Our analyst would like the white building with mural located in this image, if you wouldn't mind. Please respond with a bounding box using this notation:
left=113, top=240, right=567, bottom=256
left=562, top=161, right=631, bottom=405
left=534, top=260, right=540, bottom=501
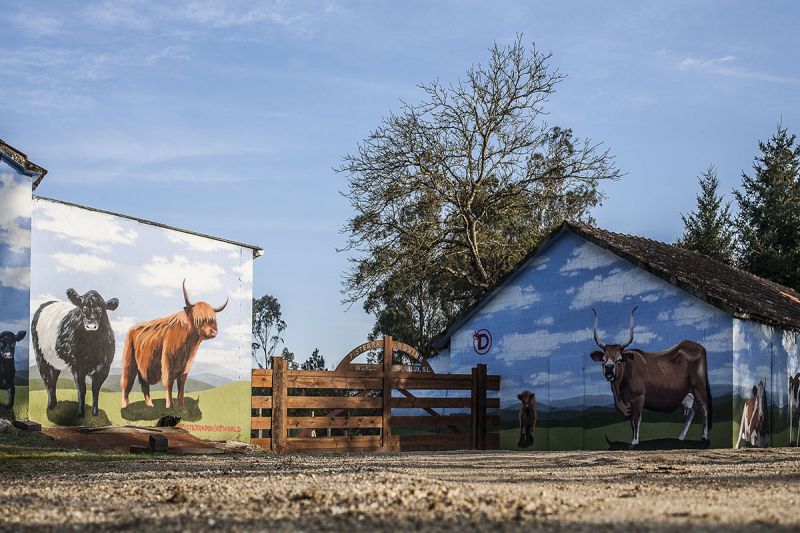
left=0, top=139, right=261, bottom=442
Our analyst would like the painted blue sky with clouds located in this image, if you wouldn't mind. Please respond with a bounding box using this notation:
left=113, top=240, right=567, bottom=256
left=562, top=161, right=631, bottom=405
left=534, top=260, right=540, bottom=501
left=0, top=159, right=32, bottom=372
left=2, top=1, right=799, bottom=363
left=445, top=231, right=733, bottom=409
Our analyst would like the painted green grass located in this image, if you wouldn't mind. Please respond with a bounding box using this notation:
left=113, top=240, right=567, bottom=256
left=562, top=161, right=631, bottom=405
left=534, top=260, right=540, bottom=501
left=0, top=385, right=29, bottom=421
left=28, top=381, right=251, bottom=442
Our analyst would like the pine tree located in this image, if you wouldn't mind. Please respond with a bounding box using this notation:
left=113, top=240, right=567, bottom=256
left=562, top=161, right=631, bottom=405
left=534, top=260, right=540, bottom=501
left=676, top=165, right=736, bottom=264
left=301, top=348, right=326, bottom=371
left=280, top=347, right=299, bottom=370
left=735, top=125, right=800, bottom=289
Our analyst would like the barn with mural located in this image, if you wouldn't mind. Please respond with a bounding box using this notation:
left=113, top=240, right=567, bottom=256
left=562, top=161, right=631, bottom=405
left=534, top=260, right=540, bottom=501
left=0, top=139, right=261, bottom=442
left=433, top=222, right=800, bottom=450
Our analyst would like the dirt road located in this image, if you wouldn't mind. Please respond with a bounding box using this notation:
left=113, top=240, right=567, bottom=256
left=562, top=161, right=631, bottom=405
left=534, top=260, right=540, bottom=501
left=1, top=447, right=798, bottom=531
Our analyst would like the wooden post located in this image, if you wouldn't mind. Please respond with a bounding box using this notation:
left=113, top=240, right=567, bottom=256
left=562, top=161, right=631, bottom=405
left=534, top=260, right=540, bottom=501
left=382, top=336, right=393, bottom=451
left=271, top=356, right=287, bottom=452
left=473, top=363, right=487, bottom=450
left=471, top=366, right=478, bottom=449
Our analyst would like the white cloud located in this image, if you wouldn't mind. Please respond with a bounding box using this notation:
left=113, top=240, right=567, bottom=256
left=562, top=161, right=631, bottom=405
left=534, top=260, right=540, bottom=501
left=495, top=327, right=595, bottom=361
left=678, top=55, right=800, bottom=86
left=700, top=329, right=732, bottom=354
left=535, top=316, right=554, bottom=326
left=51, top=252, right=114, bottom=273
left=34, top=199, right=138, bottom=253
left=228, top=285, right=251, bottom=301
left=0, top=172, right=32, bottom=253
left=167, top=232, right=234, bottom=252
left=109, top=316, right=138, bottom=338
left=0, top=266, right=30, bottom=290
left=559, top=242, right=619, bottom=275
left=529, top=369, right=578, bottom=388
left=0, top=319, right=29, bottom=333
left=223, top=321, right=251, bottom=343
left=231, top=261, right=253, bottom=284
left=476, top=283, right=540, bottom=317
left=656, top=299, right=717, bottom=329
left=570, top=266, right=674, bottom=310
left=31, top=292, right=61, bottom=311
left=137, top=255, right=226, bottom=298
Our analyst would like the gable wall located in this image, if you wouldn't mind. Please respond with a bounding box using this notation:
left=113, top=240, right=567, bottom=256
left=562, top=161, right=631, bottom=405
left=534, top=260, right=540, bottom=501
left=0, top=157, right=33, bottom=419
left=444, top=230, right=734, bottom=450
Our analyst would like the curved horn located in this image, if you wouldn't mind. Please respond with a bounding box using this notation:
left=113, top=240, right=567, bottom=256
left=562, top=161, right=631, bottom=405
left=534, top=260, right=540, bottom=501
left=182, top=278, right=193, bottom=307
left=621, top=306, right=638, bottom=349
left=591, top=308, right=606, bottom=349
left=213, top=298, right=228, bottom=313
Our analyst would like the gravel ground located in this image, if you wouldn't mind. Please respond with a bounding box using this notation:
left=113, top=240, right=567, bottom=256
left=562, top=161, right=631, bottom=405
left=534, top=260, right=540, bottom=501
left=1, top=447, right=799, bottom=531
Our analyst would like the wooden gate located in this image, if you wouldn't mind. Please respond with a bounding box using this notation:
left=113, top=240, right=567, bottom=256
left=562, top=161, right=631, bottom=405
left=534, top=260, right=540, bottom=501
left=251, top=336, right=500, bottom=452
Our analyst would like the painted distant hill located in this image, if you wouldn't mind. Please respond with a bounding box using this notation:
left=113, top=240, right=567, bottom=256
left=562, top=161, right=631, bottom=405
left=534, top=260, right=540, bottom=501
left=27, top=365, right=220, bottom=393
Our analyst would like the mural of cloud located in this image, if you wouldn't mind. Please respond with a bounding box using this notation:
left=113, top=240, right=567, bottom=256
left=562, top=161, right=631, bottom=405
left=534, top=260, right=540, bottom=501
left=167, top=232, right=234, bottom=252
left=496, top=327, right=595, bottom=361
left=701, top=329, right=733, bottom=353
left=0, top=172, right=32, bottom=253
left=657, top=300, right=718, bottom=329
left=33, top=199, right=138, bottom=253
left=0, top=265, right=30, bottom=290
left=476, top=283, right=540, bottom=317
left=137, top=254, right=226, bottom=297
left=51, top=251, right=114, bottom=273
left=559, top=241, right=618, bottom=275
left=31, top=292, right=60, bottom=311
left=109, top=315, right=138, bottom=337
left=570, top=266, right=673, bottom=310
left=530, top=369, right=578, bottom=388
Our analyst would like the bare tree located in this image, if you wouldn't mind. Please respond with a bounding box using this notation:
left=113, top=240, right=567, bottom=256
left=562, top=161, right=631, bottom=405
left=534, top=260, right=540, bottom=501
left=339, top=37, right=621, bottom=341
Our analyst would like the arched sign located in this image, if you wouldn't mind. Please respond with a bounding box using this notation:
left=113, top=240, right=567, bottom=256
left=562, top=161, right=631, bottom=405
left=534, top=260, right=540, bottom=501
left=473, top=329, right=492, bottom=355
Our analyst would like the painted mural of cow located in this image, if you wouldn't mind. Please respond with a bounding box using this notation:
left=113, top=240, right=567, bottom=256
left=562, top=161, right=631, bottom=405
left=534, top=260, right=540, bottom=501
left=0, top=330, right=26, bottom=408
left=121, top=279, right=227, bottom=410
left=517, top=390, right=537, bottom=448
left=31, top=289, right=119, bottom=417
left=736, top=380, right=768, bottom=448
left=789, top=373, right=800, bottom=446
left=589, top=307, right=713, bottom=448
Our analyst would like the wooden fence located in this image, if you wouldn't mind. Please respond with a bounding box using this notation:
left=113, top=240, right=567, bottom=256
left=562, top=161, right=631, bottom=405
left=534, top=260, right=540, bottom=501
left=251, top=337, right=500, bottom=452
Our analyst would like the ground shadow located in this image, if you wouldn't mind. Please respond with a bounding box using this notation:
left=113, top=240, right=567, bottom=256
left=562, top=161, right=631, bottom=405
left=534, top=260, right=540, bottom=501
left=46, top=402, right=111, bottom=427
left=121, top=397, right=202, bottom=422
left=606, top=437, right=711, bottom=450
left=0, top=404, right=15, bottom=420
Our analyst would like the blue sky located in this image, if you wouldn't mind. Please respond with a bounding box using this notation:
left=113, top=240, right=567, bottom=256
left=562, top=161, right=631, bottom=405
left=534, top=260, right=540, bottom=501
left=2, top=1, right=799, bottom=366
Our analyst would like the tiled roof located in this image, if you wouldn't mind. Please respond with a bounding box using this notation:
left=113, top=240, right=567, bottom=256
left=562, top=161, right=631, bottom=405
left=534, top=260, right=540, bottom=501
left=433, top=221, right=800, bottom=350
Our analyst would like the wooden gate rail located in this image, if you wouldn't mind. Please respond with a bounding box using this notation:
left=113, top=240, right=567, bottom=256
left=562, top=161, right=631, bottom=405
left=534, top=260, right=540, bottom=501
left=251, top=336, right=501, bottom=452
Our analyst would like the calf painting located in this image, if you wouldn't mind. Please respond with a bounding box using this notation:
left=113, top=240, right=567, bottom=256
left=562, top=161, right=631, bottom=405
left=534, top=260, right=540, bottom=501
left=517, top=390, right=536, bottom=448
left=31, top=289, right=118, bottom=417
left=0, top=330, right=25, bottom=408
left=736, top=380, right=768, bottom=448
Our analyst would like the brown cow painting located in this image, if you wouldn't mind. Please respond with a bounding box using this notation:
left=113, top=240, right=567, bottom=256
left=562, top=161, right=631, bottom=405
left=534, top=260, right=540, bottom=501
left=517, top=390, right=537, bottom=448
left=589, top=307, right=712, bottom=448
left=120, top=279, right=228, bottom=410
